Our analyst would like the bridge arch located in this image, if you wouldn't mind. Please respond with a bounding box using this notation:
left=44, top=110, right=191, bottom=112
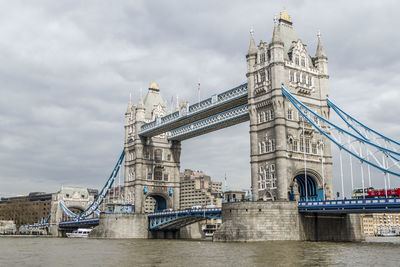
left=291, top=169, right=323, bottom=201
left=145, top=193, right=170, bottom=213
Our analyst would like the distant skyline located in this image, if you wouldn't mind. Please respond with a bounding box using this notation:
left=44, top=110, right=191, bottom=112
left=1, top=1, right=400, bottom=197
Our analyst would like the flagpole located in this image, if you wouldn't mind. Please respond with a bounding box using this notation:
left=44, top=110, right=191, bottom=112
left=198, top=79, right=200, bottom=103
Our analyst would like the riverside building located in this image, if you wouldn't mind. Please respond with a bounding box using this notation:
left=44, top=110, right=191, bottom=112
left=180, top=169, right=222, bottom=210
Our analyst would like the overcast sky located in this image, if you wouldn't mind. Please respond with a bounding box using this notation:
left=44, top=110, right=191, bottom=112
left=1, top=0, right=400, bottom=197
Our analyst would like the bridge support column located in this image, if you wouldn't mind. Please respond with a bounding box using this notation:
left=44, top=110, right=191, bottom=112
left=90, top=213, right=148, bottom=239
left=299, top=213, right=364, bottom=242
left=214, top=201, right=364, bottom=242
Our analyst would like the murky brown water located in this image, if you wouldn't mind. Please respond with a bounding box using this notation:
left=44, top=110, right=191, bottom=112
left=1, top=237, right=400, bottom=266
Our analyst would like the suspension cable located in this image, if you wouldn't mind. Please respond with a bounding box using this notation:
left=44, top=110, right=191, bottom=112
left=339, top=136, right=345, bottom=200
left=320, top=141, right=325, bottom=200
left=302, top=116, right=308, bottom=201
left=359, top=143, right=365, bottom=200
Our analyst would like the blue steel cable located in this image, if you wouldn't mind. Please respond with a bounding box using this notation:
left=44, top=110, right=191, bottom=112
left=282, top=85, right=400, bottom=177
left=327, top=98, right=400, bottom=147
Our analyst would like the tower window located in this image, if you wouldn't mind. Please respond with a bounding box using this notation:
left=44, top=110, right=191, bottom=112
left=287, top=109, right=293, bottom=120
left=300, top=139, right=304, bottom=152
left=293, top=140, right=298, bottom=152
left=154, top=149, right=162, bottom=162
left=308, top=76, right=312, bottom=86
left=301, top=57, right=306, bottom=67
left=295, top=57, right=299, bottom=65
left=154, top=171, right=162, bottom=180
left=164, top=174, right=169, bottom=181
left=289, top=71, right=294, bottom=82
left=296, top=72, right=300, bottom=83
left=312, top=143, right=318, bottom=154
left=260, top=72, right=266, bottom=82
left=302, top=74, right=307, bottom=84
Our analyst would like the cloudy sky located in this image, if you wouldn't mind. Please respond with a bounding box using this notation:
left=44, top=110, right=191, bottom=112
left=1, top=0, right=400, bottom=197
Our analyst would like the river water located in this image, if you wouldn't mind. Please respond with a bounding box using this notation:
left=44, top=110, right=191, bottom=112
left=1, top=237, right=400, bottom=266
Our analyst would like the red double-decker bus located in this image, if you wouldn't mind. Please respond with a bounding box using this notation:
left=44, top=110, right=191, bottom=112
left=367, top=188, right=400, bottom=198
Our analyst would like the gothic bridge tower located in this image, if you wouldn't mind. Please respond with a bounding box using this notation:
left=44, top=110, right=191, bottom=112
left=247, top=10, right=333, bottom=201
left=124, top=82, right=181, bottom=213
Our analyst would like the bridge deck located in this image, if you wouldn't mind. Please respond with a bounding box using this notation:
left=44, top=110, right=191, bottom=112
left=298, top=198, right=400, bottom=213
left=139, top=83, right=248, bottom=138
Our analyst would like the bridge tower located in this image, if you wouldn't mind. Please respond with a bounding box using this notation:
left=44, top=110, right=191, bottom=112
left=247, top=10, right=333, bottom=201
left=124, top=82, right=181, bottom=213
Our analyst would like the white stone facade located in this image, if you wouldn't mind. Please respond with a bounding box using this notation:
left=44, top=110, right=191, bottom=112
left=247, top=13, right=333, bottom=201
left=124, top=83, right=181, bottom=213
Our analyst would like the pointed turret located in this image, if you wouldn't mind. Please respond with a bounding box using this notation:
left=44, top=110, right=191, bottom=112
left=137, top=88, right=144, bottom=108
left=126, top=93, right=132, bottom=113
left=271, top=16, right=282, bottom=44
left=315, top=31, right=327, bottom=59
left=136, top=88, right=145, bottom=123
left=247, top=27, right=257, bottom=56
left=174, top=96, right=179, bottom=112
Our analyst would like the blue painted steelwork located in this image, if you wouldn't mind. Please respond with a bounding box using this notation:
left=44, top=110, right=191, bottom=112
left=327, top=98, right=400, bottom=147
left=168, top=104, right=249, bottom=140
left=328, top=98, right=400, bottom=162
left=281, top=85, right=400, bottom=177
left=139, top=83, right=248, bottom=137
left=298, top=198, right=400, bottom=213
left=148, top=208, right=221, bottom=230
left=59, top=218, right=99, bottom=229
left=59, top=150, right=125, bottom=220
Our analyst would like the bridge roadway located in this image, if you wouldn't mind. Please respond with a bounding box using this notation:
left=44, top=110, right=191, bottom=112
left=57, top=198, right=400, bottom=231
left=298, top=198, right=400, bottom=213
left=139, top=83, right=248, bottom=140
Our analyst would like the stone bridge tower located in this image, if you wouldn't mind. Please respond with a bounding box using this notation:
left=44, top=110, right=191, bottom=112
left=247, top=10, right=333, bottom=201
left=124, top=82, right=181, bottom=213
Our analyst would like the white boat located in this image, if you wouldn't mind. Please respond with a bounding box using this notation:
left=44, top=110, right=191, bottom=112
left=66, top=228, right=92, bottom=238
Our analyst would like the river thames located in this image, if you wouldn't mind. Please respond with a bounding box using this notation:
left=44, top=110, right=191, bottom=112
left=1, top=237, right=399, bottom=266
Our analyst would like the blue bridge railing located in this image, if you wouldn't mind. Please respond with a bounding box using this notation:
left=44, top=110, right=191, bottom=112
left=298, top=198, right=400, bottom=213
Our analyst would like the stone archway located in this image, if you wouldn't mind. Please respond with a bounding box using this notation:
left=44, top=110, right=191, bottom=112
left=144, top=194, right=168, bottom=213
left=291, top=169, right=324, bottom=201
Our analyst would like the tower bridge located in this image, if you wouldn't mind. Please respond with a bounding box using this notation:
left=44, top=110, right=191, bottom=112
left=57, top=9, right=400, bottom=241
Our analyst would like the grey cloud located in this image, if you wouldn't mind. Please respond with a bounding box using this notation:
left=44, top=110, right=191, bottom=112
left=1, top=0, right=400, bottom=197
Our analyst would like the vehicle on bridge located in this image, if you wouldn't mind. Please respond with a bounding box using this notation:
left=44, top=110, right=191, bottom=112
left=352, top=187, right=374, bottom=199
left=352, top=187, right=400, bottom=199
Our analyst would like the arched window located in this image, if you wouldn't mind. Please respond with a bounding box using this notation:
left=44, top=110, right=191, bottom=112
left=262, top=142, right=266, bottom=153
left=270, top=110, right=275, bottom=120
left=262, top=111, right=266, bottom=122
left=258, top=113, right=262, bottom=123
left=259, top=142, right=262, bottom=154
left=296, top=72, right=300, bottom=82
left=271, top=139, right=276, bottom=151
left=308, top=76, right=312, bottom=86
left=301, top=56, right=306, bottom=67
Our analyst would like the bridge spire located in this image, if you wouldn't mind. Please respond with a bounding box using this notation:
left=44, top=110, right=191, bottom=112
left=271, top=15, right=282, bottom=43
left=315, top=30, right=327, bottom=59
left=137, top=88, right=144, bottom=110
left=174, top=95, right=179, bottom=112
left=247, top=27, right=257, bottom=55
